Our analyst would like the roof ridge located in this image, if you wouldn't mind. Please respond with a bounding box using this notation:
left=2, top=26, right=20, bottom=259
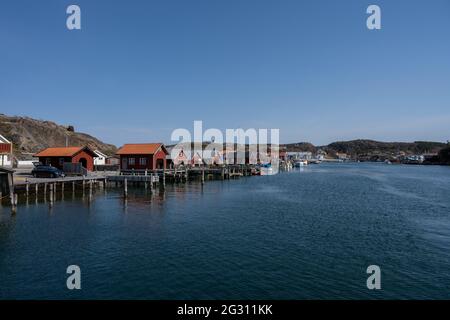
left=33, top=146, right=94, bottom=157
left=45, top=146, right=82, bottom=148
left=122, top=143, right=162, bottom=145
left=116, top=143, right=167, bottom=155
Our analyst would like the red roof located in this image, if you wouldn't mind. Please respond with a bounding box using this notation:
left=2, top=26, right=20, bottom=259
left=34, top=146, right=96, bottom=157
left=116, top=143, right=168, bottom=155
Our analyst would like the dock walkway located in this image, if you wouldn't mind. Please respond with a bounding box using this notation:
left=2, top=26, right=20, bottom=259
left=3, top=164, right=270, bottom=211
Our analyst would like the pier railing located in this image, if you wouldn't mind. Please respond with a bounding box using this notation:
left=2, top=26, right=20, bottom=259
left=63, top=163, right=88, bottom=176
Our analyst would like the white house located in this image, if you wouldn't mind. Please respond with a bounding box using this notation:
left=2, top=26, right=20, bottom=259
left=93, top=150, right=107, bottom=166
left=0, top=134, right=12, bottom=167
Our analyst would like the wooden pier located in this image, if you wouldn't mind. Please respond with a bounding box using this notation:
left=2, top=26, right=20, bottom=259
left=1, top=164, right=270, bottom=210
left=3, top=175, right=108, bottom=210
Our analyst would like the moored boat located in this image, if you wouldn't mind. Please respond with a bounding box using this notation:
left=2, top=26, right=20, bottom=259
left=294, top=160, right=308, bottom=167
left=259, top=163, right=274, bottom=175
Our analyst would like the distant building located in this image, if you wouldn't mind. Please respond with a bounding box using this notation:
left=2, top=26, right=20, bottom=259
left=336, top=152, right=349, bottom=160
left=172, top=148, right=189, bottom=167
left=0, top=134, right=12, bottom=167
left=316, top=149, right=327, bottom=159
left=286, top=152, right=312, bottom=160
left=203, top=148, right=223, bottom=165
left=116, top=143, right=169, bottom=170
left=191, top=151, right=205, bottom=166
left=34, top=146, right=97, bottom=171
left=15, top=152, right=38, bottom=168
left=106, top=155, right=120, bottom=166
left=93, top=150, right=107, bottom=166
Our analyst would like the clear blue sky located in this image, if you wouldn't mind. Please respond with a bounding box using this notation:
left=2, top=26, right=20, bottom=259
left=1, top=0, right=449, bottom=146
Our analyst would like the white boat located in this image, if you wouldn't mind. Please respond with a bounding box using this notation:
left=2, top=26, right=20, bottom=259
left=294, top=160, right=308, bottom=167
left=259, top=164, right=274, bottom=175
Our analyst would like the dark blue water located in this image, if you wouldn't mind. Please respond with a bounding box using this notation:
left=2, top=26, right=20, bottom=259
left=1, top=163, right=450, bottom=299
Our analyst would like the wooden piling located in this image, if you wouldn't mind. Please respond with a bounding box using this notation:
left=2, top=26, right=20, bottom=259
left=7, top=172, right=15, bottom=211
left=89, top=180, right=93, bottom=201
left=163, top=169, right=166, bottom=188
left=49, top=183, right=54, bottom=205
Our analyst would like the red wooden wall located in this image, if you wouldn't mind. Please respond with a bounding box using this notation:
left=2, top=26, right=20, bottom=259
left=119, top=151, right=167, bottom=170
left=38, top=150, right=94, bottom=172
left=0, top=143, right=11, bottom=153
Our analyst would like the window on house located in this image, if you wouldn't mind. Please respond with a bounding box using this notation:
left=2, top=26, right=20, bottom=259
left=128, top=157, right=135, bottom=165
left=59, top=158, right=64, bottom=166
left=46, top=158, right=51, bottom=165
left=139, top=158, right=147, bottom=166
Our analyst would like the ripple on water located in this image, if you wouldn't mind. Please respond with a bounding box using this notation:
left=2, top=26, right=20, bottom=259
left=1, top=163, right=450, bottom=299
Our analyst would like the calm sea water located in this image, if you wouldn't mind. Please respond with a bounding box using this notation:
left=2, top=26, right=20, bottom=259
left=1, top=163, right=450, bottom=299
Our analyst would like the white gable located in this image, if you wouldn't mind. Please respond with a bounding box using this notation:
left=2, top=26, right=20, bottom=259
left=0, top=134, right=11, bottom=144
left=94, top=150, right=107, bottom=158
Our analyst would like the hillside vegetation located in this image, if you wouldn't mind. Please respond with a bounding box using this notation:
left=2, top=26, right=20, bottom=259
left=320, top=139, right=446, bottom=157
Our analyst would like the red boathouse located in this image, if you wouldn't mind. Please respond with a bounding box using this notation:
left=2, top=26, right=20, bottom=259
left=116, top=143, right=169, bottom=170
left=34, top=146, right=96, bottom=171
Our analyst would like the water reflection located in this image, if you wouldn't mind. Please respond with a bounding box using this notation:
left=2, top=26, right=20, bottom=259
left=1, top=164, right=450, bottom=299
